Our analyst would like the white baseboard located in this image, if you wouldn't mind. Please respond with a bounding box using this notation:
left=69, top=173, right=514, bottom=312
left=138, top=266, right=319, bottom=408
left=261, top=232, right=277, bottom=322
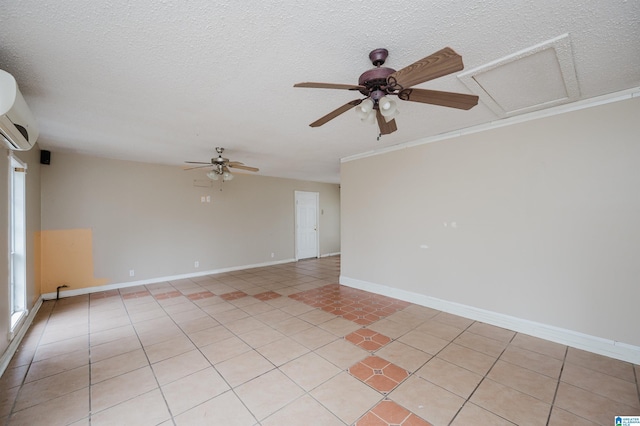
left=321, top=252, right=341, bottom=258
left=0, top=297, right=43, bottom=377
left=42, top=258, right=297, bottom=300
left=340, top=275, right=640, bottom=364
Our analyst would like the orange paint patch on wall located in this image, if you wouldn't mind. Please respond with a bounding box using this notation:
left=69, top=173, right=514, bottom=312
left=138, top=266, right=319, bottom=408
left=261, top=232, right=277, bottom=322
left=39, top=228, right=109, bottom=294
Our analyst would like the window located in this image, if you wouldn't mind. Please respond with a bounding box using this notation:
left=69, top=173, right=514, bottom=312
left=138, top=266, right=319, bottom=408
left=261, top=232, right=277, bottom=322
left=9, top=155, right=27, bottom=332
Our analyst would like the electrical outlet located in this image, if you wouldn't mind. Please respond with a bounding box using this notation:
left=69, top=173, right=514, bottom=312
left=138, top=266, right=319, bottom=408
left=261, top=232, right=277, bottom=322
left=271, top=252, right=274, bottom=258
left=129, top=270, right=135, bottom=277
left=194, top=261, right=199, bottom=268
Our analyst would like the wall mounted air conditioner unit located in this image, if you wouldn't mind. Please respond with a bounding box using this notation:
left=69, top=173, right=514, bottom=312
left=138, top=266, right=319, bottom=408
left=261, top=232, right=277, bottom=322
left=0, top=69, right=39, bottom=151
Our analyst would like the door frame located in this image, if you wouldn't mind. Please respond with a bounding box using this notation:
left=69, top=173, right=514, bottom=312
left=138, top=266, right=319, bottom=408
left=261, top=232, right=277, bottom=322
left=294, top=190, right=320, bottom=260
left=8, top=153, right=27, bottom=335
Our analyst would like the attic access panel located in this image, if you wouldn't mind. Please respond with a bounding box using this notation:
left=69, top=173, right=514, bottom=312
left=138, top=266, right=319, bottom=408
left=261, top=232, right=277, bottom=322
left=459, top=34, right=579, bottom=117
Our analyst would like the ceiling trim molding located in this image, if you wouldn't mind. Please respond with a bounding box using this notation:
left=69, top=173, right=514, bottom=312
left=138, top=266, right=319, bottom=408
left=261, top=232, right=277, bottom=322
left=341, top=86, right=640, bottom=164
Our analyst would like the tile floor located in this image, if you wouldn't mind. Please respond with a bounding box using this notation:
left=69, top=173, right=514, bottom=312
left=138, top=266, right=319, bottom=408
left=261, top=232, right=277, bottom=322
left=1, top=256, right=638, bottom=425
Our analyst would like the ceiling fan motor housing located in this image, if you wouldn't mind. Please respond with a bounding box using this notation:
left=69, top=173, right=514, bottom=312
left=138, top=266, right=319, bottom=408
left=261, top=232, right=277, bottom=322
left=357, top=48, right=397, bottom=98
left=213, top=156, right=229, bottom=165
left=358, top=67, right=396, bottom=97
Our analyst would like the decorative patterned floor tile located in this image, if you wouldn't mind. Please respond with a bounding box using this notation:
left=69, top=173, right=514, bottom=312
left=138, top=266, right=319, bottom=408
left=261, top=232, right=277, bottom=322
left=121, top=290, right=151, bottom=299
left=90, top=290, right=120, bottom=299
left=356, top=400, right=432, bottom=425
left=346, top=329, right=392, bottom=351
left=186, top=291, right=215, bottom=301
left=154, top=291, right=183, bottom=300
left=290, top=284, right=410, bottom=325
left=220, top=291, right=248, bottom=301
left=349, top=356, right=409, bottom=393
left=253, top=291, right=282, bottom=301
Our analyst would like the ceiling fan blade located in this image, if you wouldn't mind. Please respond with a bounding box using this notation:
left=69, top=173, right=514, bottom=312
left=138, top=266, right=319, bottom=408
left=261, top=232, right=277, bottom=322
left=228, top=164, right=259, bottom=172
left=184, top=164, right=212, bottom=171
left=310, top=99, right=363, bottom=127
left=227, top=161, right=245, bottom=167
left=294, top=82, right=365, bottom=91
left=388, top=47, right=464, bottom=90
left=376, top=110, right=398, bottom=135
left=185, top=161, right=211, bottom=165
left=398, top=88, right=479, bottom=110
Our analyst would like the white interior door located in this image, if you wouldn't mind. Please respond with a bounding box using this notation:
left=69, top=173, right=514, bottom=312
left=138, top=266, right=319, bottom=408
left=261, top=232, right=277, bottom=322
left=295, top=191, right=319, bottom=260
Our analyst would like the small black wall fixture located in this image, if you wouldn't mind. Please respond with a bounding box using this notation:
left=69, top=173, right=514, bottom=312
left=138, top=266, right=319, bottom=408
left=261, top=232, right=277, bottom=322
left=40, top=150, right=51, bottom=165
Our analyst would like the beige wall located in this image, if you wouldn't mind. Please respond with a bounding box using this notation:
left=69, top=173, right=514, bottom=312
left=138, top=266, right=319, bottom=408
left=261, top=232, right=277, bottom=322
left=40, top=152, right=340, bottom=291
left=341, top=97, right=640, bottom=347
left=0, top=145, right=41, bottom=356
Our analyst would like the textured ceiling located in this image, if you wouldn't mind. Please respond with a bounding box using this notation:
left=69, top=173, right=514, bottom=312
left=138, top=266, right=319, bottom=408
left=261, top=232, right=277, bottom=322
left=1, top=1, right=639, bottom=183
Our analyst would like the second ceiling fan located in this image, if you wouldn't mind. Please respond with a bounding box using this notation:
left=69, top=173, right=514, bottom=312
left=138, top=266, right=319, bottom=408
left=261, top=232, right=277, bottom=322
left=294, top=47, right=479, bottom=136
left=185, top=147, right=258, bottom=181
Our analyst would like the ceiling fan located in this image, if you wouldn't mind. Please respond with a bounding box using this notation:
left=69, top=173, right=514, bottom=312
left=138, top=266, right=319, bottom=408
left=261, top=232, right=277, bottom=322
left=294, top=47, right=479, bottom=136
left=185, top=147, right=259, bottom=181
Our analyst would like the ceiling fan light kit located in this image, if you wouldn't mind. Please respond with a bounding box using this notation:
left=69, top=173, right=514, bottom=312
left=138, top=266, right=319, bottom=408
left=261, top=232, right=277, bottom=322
left=294, top=47, right=479, bottom=136
left=206, top=165, right=235, bottom=182
left=355, top=99, right=375, bottom=123
left=378, top=96, right=397, bottom=116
